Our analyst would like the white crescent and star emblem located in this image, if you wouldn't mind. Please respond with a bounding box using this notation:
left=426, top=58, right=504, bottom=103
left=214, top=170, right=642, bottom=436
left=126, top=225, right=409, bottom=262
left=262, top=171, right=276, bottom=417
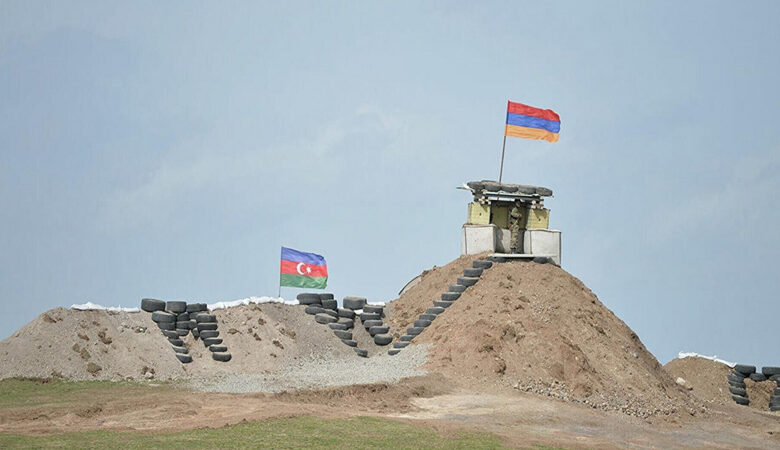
left=296, top=262, right=312, bottom=275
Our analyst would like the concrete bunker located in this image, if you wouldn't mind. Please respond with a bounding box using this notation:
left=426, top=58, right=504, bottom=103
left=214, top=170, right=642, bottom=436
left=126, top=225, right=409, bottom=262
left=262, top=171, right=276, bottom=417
left=459, top=180, right=561, bottom=265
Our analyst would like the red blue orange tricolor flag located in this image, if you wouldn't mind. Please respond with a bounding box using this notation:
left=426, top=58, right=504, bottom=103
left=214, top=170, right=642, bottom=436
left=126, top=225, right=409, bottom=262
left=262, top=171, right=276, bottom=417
left=505, top=101, right=560, bottom=143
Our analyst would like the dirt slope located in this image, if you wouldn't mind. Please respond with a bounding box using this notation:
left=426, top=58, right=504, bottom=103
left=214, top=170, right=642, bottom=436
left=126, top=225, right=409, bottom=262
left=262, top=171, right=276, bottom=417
left=665, top=356, right=776, bottom=411
left=388, top=256, right=693, bottom=417
left=0, top=303, right=360, bottom=381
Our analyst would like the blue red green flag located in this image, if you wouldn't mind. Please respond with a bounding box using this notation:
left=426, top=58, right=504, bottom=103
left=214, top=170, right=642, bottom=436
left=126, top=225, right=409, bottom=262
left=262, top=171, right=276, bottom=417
left=280, top=247, right=328, bottom=289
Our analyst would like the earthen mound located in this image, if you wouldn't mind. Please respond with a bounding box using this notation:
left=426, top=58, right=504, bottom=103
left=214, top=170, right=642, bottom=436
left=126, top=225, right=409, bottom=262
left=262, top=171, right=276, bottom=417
left=387, top=255, right=692, bottom=417
left=0, top=303, right=362, bottom=381
left=665, top=356, right=776, bottom=411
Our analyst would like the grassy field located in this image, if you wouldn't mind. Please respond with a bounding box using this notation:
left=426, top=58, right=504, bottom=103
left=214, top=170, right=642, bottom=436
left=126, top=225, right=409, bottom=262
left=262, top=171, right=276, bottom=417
left=0, top=378, right=511, bottom=449
left=0, top=415, right=508, bottom=449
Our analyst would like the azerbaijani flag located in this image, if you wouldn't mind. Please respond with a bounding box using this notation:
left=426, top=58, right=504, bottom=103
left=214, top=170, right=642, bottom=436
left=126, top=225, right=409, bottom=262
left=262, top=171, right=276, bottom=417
left=505, top=101, right=560, bottom=143
left=280, top=247, right=328, bottom=289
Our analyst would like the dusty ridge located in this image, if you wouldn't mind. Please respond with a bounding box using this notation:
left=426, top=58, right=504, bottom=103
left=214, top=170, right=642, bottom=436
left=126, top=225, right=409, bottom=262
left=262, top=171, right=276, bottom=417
left=0, top=303, right=362, bottom=381
left=665, top=356, right=776, bottom=411
left=387, top=256, right=694, bottom=417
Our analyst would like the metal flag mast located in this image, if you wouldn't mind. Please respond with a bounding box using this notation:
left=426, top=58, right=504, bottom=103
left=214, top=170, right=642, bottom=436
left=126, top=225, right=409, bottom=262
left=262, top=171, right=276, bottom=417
left=498, top=132, right=507, bottom=184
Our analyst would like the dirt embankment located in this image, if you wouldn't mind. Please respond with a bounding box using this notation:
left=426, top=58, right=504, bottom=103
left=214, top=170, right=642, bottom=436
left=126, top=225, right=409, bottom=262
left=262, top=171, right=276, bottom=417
left=665, top=356, right=776, bottom=411
left=0, top=303, right=359, bottom=381
left=388, top=256, right=695, bottom=418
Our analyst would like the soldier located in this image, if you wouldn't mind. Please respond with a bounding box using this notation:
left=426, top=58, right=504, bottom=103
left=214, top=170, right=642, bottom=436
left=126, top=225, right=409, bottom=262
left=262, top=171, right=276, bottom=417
left=509, top=200, right=524, bottom=253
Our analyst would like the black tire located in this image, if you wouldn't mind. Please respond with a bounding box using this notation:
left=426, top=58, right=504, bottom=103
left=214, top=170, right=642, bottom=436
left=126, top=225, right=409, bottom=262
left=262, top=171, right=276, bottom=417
left=771, top=395, right=780, bottom=404
left=341, top=339, right=358, bottom=347
left=364, top=305, right=384, bottom=315
left=727, top=374, right=746, bottom=383
left=141, top=298, right=166, bottom=312
left=463, top=268, right=483, bottom=277
left=197, top=323, right=218, bottom=331
left=166, top=301, right=187, bottom=313
left=374, top=334, right=392, bottom=346
left=176, top=353, right=193, bottom=363
left=770, top=374, right=780, bottom=382
left=449, top=284, right=466, bottom=293
left=419, top=314, right=437, bottom=321
left=473, top=260, right=493, bottom=269
left=728, top=380, right=746, bottom=389
left=176, top=329, right=189, bottom=336
left=192, top=328, right=200, bottom=339
left=338, top=308, right=356, bottom=319
left=488, top=256, right=507, bottom=263
left=315, top=314, right=337, bottom=324
left=354, top=348, right=368, bottom=357
left=732, top=395, right=750, bottom=406
left=360, top=313, right=381, bottom=322
left=466, top=181, right=485, bottom=190
left=203, top=337, right=223, bottom=346
left=209, top=345, right=228, bottom=352
left=162, top=330, right=179, bottom=339
left=414, top=319, right=431, bottom=328
left=157, top=322, right=176, bottom=331
left=362, top=319, right=383, bottom=328
left=762, top=367, right=780, bottom=376
left=393, top=341, right=410, bottom=349
left=333, top=330, right=352, bottom=340
left=176, top=321, right=191, bottom=329
left=196, top=303, right=209, bottom=311
left=196, top=314, right=217, bottom=323
left=176, top=312, right=190, bottom=321
left=185, top=303, right=201, bottom=313
left=212, top=352, right=232, bottom=362
left=188, top=320, right=197, bottom=329
left=457, top=276, right=479, bottom=287
left=441, top=292, right=460, bottom=301
left=500, top=184, right=518, bottom=193
left=321, top=299, right=338, bottom=310
left=425, top=307, right=445, bottom=315
left=343, top=297, right=366, bottom=310
left=771, top=405, right=780, bottom=412
left=388, top=349, right=401, bottom=356
left=151, top=311, right=176, bottom=323
left=328, top=322, right=348, bottom=330
left=734, top=364, right=756, bottom=375
left=305, top=306, right=324, bottom=315
left=400, top=335, right=414, bottom=342
left=337, top=318, right=354, bottom=328
left=729, top=386, right=747, bottom=396
left=321, top=309, right=338, bottom=318
left=297, top=293, right=321, bottom=305
left=168, top=338, right=184, bottom=346
left=532, top=256, right=551, bottom=264
left=407, top=327, right=424, bottom=336
left=433, top=301, right=453, bottom=309
left=319, top=293, right=335, bottom=300
left=749, top=373, right=767, bottom=382
left=369, top=326, right=389, bottom=336
left=200, top=330, right=219, bottom=339
left=774, top=388, right=780, bottom=396
left=171, top=345, right=188, bottom=354
left=730, top=371, right=747, bottom=380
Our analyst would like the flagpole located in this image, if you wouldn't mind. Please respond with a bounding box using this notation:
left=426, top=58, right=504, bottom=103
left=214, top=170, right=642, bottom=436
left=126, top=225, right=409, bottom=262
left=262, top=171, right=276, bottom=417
left=498, top=133, right=507, bottom=184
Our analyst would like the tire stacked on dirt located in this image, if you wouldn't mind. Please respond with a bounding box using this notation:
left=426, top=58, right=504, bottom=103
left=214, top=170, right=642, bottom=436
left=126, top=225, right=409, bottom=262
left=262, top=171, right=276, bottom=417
left=187, top=303, right=208, bottom=339
left=144, top=300, right=194, bottom=363
left=360, top=304, right=393, bottom=347
left=730, top=364, right=756, bottom=406
left=763, top=366, right=780, bottom=411
left=338, top=297, right=372, bottom=355
left=196, top=311, right=231, bottom=362
left=389, top=258, right=493, bottom=356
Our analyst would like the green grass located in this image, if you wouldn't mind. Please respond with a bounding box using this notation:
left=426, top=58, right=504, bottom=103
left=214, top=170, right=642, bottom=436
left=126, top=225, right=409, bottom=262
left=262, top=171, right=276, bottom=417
left=0, top=415, right=508, bottom=449
left=0, top=378, right=166, bottom=409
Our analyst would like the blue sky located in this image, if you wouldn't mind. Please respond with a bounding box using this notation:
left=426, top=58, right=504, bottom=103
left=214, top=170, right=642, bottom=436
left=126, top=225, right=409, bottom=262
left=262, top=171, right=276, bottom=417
left=1, top=1, right=778, bottom=366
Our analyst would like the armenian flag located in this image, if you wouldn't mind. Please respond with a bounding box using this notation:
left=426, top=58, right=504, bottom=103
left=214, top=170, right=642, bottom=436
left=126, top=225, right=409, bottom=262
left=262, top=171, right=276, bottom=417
left=280, top=247, right=328, bottom=289
left=505, top=101, right=560, bottom=143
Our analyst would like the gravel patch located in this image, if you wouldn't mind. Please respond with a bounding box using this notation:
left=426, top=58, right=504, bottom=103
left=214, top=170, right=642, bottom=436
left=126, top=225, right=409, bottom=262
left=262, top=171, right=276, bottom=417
left=187, top=344, right=430, bottom=393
